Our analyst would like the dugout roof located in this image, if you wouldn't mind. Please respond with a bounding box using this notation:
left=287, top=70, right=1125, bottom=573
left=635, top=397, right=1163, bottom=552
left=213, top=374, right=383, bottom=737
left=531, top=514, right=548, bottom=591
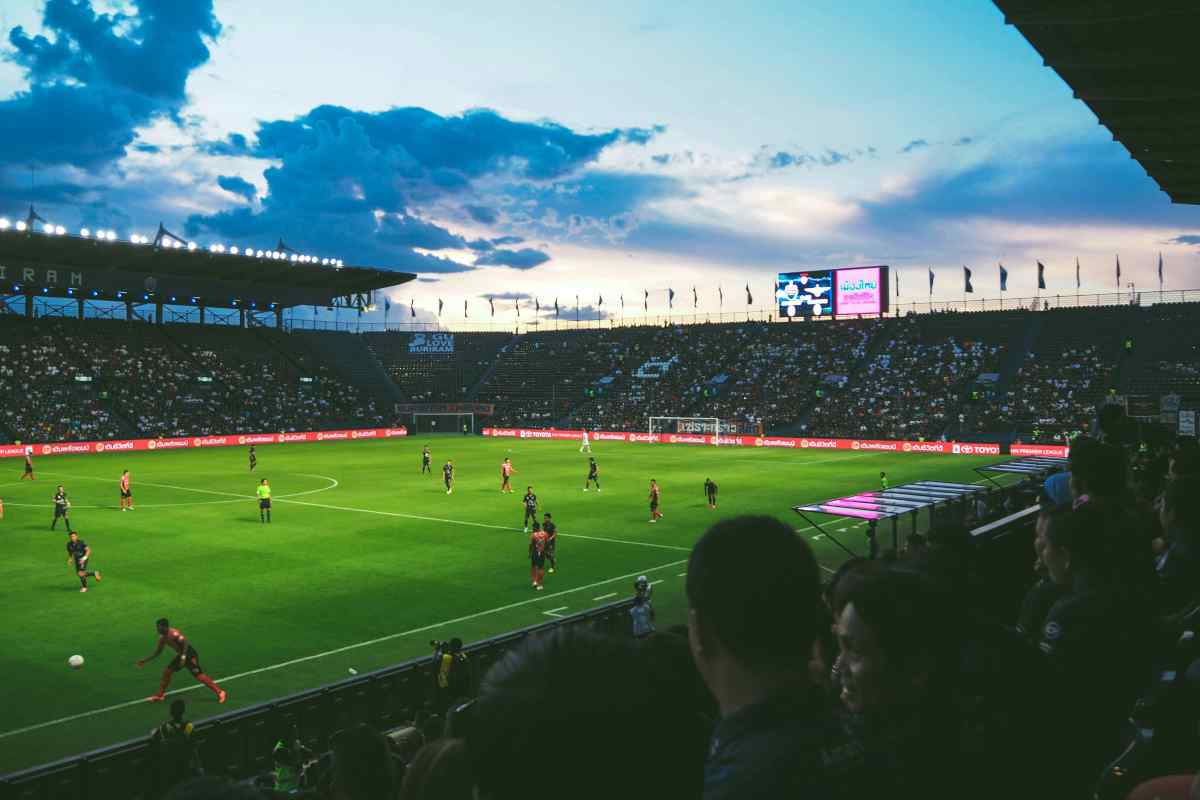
left=0, top=227, right=415, bottom=310
left=976, top=456, right=1070, bottom=483
left=793, top=480, right=986, bottom=522
left=996, top=1, right=1200, bottom=204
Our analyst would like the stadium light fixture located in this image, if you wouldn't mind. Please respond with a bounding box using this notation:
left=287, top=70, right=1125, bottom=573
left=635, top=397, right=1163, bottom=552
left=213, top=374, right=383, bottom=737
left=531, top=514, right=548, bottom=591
left=255, top=249, right=264, bottom=258
left=41, top=222, right=53, bottom=233
left=187, top=242, right=197, bottom=251
left=16, top=221, right=27, bottom=231
left=0, top=217, right=9, bottom=230
left=91, top=291, right=98, bottom=297
left=230, top=246, right=240, bottom=255
left=55, top=225, right=66, bottom=235
left=80, top=228, right=91, bottom=238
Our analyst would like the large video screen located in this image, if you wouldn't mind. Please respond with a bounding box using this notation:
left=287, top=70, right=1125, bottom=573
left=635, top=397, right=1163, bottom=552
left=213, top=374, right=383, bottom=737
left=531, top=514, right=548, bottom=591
left=776, top=266, right=887, bottom=318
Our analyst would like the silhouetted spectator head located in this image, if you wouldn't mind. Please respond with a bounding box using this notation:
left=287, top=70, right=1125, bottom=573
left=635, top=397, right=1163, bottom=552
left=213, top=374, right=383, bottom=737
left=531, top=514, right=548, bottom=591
left=835, top=569, right=955, bottom=714
left=1161, top=476, right=1200, bottom=544
left=687, top=516, right=820, bottom=706
left=1169, top=444, right=1200, bottom=481
left=331, top=724, right=397, bottom=800
left=399, top=738, right=474, bottom=800
left=1068, top=437, right=1126, bottom=501
left=825, top=557, right=886, bottom=621
left=467, top=629, right=706, bottom=799
left=1096, top=403, right=1131, bottom=444
left=1040, top=505, right=1114, bottom=585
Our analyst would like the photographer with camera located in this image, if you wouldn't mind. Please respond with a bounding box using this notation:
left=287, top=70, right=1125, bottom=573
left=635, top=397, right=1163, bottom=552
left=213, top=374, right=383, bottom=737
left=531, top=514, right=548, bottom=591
left=430, top=638, right=468, bottom=713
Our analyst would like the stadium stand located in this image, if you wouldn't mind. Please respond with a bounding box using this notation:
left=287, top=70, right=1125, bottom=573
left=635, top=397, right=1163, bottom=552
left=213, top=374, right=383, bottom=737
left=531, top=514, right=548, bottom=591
left=365, top=331, right=510, bottom=403
left=0, top=318, right=387, bottom=443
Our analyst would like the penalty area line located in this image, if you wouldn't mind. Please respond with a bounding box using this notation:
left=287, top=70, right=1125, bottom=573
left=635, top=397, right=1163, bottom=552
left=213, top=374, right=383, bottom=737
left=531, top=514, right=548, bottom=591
left=0, top=557, right=687, bottom=742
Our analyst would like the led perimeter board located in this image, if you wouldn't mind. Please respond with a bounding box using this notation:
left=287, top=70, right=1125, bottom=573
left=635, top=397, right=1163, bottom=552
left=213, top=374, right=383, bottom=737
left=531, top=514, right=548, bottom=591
left=776, top=266, right=889, bottom=318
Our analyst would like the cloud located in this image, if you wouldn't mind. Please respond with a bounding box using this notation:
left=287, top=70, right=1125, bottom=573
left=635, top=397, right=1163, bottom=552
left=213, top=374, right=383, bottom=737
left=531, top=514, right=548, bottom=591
left=473, top=248, right=551, bottom=269
left=900, top=139, right=929, bottom=153
left=376, top=214, right=466, bottom=250
left=217, top=175, right=256, bottom=202
left=540, top=303, right=613, bottom=320
left=465, top=204, right=497, bottom=224
left=1166, top=234, right=1200, bottom=246
left=953, top=136, right=974, bottom=146
left=0, top=0, right=221, bottom=171
left=756, top=146, right=858, bottom=171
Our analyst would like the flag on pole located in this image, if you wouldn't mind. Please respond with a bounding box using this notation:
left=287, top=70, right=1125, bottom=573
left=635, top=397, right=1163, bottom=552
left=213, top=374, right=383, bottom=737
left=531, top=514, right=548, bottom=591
left=692, top=286, right=698, bottom=309
left=515, top=299, right=520, bottom=317
left=1037, top=262, right=1046, bottom=290
left=745, top=284, right=753, bottom=305
left=1075, top=257, right=1081, bottom=289
left=464, top=299, right=468, bottom=318
left=489, top=297, right=495, bottom=317
left=895, top=269, right=900, bottom=296
left=1116, top=255, right=1121, bottom=286
left=963, top=266, right=974, bottom=294
left=384, top=297, right=391, bottom=314
left=999, top=264, right=1008, bottom=292
left=928, top=268, right=934, bottom=295
left=575, top=295, right=580, bottom=321
left=437, top=299, right=443, bottom=317
left=598, top=294, right=603, bottom=307
left=535, top=297, right=540, bottom=314
left=718, top=286, right=724, bottom=307
left=410, top=298, right=416, bottom=318
left=620, top=294, right=625, bottom=311
left=668, top=288, right=675, bottom=309
left=1158, top=252, right=1164, bottom=286
left=554, top=298, right=559, bottom=318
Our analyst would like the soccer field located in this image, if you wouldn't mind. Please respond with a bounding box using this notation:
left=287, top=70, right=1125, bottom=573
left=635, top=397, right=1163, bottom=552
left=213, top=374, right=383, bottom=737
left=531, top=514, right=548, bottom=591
left=0, top=436, right=1007, bottom=773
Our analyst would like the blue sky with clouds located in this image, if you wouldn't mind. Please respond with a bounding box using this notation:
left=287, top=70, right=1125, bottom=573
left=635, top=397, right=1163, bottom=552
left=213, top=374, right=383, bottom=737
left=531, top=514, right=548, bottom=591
left=0, top=0, right=1196, bottom=320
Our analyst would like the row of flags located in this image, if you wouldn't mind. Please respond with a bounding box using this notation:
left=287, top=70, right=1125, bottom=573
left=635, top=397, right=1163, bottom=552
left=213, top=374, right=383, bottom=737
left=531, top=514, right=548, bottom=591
left=919, top=254, right=1166, bottom=296
left=379, top=254, right=1170, bottom=318
left=384, top=285, right=758, bottom=318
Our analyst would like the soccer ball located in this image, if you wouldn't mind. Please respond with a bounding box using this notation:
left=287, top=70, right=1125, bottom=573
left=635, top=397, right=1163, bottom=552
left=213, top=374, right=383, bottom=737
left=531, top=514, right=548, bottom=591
left=68, top=654, right=85, bottom=670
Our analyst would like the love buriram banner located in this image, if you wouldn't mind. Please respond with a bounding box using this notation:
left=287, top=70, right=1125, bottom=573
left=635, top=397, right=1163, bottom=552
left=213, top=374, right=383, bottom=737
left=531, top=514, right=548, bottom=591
left=0, top=427, right=408, bottom=459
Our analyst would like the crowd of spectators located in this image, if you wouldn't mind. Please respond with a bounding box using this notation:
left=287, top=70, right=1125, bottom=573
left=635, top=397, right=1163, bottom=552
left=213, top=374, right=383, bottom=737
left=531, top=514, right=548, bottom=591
left=805, top=317, right=1005, bottom=440
left=0, top=319, right=388, bottom=443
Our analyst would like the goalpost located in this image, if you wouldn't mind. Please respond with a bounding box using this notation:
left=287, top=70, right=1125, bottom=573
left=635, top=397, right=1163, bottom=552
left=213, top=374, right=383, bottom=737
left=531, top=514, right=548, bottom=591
left=411, top=412, right=476, bottom=435
left=648, top=416, right=722, bottom=445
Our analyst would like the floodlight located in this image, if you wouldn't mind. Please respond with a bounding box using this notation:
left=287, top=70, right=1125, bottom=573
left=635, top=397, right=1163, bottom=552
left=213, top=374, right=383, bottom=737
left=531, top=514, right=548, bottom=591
left=55, top=226, right=66, bottom=235
left=80, top=228, right=91, bottom=238
left=187, top=242, right=197, bottom=251
left=0, top=218, right=10, bottom=229
left=16, top=221, right=27, bottom=231
left=230, top=246, right=240, bottom=255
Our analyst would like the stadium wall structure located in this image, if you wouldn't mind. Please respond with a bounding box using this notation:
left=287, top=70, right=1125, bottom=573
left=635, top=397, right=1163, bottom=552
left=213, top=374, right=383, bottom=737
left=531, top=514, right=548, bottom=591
left=0, top=427, right=408, bottom=459
left=482, top=428, right=1070, bottom=458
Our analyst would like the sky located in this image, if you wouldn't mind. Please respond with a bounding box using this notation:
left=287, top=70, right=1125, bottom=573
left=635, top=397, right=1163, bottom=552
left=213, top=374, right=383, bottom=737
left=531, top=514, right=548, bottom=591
left=0, top=0, right=1196, bottom=324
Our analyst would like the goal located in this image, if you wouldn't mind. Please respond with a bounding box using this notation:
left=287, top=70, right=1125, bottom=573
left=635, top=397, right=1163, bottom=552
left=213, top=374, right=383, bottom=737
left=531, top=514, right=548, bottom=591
left=648, top=416, right=722, bottom=445
left=411, top=412, right=475, bottom=435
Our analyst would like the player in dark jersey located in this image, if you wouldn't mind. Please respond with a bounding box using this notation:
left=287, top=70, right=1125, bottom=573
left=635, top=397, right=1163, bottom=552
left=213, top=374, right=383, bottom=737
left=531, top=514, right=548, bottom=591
left=51, top=485, right=72, bottom=531
left=137, top=618, right=226, bottom=704
left=249, top=446, right=257, bottom=472
left=21, top=447, right=35, bottom=480
left=66, top=530, right=101, bottom=592
left=648, top=479, right=662, bottom=522
left=500, top=457, right=515, bottom=493
left=584, top=457, right=600, bottom=492
left=120, top=470, right=134, bottom=511
left=543, top=512, right=558, bottom=574
left=528, top=521, right=547, bottom=591
left=522, top=486, right=538, bottom=532
left=443, top=461, right=454, bottom=494
left=704, top=477, right=718, bottom=509
left=421, top=445, right=432, bottom=474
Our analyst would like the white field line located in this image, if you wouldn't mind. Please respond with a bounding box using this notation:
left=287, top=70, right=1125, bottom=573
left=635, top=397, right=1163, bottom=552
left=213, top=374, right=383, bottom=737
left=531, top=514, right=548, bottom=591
left=592, top=592, right=618, bottom=601
left=542, top=607, right=568, bottom=618
left=0, top=557, right=687, bottom=741
left=273, top=497, right=692, bottom=553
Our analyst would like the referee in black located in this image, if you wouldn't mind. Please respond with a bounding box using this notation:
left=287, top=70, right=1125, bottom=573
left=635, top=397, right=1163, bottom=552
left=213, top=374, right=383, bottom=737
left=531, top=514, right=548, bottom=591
left=52, top=484, right=72, bottom=532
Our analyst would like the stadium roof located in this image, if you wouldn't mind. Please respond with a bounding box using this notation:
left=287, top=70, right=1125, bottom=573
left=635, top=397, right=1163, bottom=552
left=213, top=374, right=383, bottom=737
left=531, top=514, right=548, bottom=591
left=996, top=1, right=1200, bottom=205
left=0, top=224, right=415, bottom=309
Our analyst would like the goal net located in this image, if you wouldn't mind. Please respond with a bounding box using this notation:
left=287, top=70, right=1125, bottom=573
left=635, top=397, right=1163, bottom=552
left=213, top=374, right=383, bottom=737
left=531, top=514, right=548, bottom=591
left=411, top=412, right=475, bottom=435
left=648, top=416, right=722, bottom=445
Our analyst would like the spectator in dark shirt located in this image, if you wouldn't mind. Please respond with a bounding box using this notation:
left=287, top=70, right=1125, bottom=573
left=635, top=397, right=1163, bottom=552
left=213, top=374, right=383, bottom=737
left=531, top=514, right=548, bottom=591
left=686, top=515, right=848, bottom=799
left=1157, top=475, right=1200, bottom=614
left=466, top=628, right=707, bottom=799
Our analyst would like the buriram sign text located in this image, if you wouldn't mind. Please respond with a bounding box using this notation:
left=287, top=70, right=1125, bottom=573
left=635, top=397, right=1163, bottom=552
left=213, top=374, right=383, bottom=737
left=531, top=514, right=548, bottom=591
left=0, top=427, right=408, bottom=459
left=479, top=428, right=1060, bottom=457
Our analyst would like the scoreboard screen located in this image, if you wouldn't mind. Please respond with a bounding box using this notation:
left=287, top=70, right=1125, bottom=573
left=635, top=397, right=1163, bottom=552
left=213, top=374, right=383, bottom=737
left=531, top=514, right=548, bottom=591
left=776, top=266, right=888, bottom=318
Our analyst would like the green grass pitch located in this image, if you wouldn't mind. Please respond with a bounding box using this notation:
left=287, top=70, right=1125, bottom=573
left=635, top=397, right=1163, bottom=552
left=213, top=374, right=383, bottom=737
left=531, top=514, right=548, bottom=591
left=0, top=436, right=1007, bottom=773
